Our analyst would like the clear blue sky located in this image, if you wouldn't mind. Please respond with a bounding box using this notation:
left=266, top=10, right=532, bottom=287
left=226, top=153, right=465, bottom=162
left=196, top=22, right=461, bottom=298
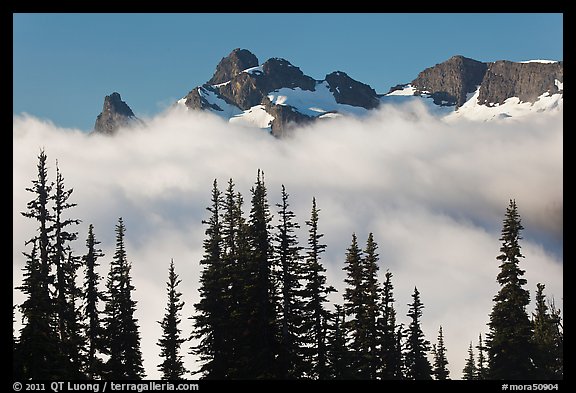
left=13, top=13, right=563, bottom=131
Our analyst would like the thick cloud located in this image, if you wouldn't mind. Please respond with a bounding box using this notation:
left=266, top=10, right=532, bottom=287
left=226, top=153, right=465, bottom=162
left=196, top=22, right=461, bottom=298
left=13, top=102, right=562, bottom=379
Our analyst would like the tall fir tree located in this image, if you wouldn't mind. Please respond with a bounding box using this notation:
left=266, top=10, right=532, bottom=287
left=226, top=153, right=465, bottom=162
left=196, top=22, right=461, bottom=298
left=17, top=150, right=61, bottom=379
left=245, top=170, right=279, bottom=378
left=403, top=287, right=432, bottom=380
left=362, top=233, right=381, bottom=379
left=274, top=185, right=306, bottom=379
left=192, top=179, right=228, bottom=379
left=475, top=333, right=489, bottom=380
left=325, top=304, right=349, bottom=379
left=432, top=326, right=449, bottom=380
left=462, top=342, right=477, bottom=380
left=531, top=283, right=563, bottom=379
left=83, top=224, right=106, bottom=379
left=378, top=270, right=403, bottom=379
left=301, top=197, right=335, bottom=379
left=50, top=162, right=84, bottom=378
left=487, top=199, right=534, bottom=379
left=102, top=218, right=145, bottom=379
left=158, top=260, right=188, bottom=380
left=342, top=233, right=365, bottom=379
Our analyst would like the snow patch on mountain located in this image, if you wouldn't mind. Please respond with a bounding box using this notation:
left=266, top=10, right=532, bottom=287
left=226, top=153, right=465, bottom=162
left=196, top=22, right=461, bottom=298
left=267, top=81, right=369, bottom=117
left=229, top=105, right=274, bottom=129
left=444, top=87, right=563, bottom=122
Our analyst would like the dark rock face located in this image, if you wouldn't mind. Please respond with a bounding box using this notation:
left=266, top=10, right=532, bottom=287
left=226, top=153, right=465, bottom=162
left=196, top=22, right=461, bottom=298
left=261, top=58, right=316, bottom=92
left=325, top=71, right=380, bottom=109
left=184, top=86, right=225, bottom=111
left=411, top=55, right=487, bottom=107
left=262, top=96, right=314, bottom=137
left=207, top=48, right=259, bottom=85
left=93, top=92, right=140, bottom=135
left=478, top=61, right=563, bottom=105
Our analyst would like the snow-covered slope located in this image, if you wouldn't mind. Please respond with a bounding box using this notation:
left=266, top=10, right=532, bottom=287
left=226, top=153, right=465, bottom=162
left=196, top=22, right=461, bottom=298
left=177, top=50, right=563, bottom=134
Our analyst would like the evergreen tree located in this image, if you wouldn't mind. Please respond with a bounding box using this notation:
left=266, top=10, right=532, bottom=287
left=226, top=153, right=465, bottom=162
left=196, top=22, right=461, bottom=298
left=158, top=260, right=188, bottom=380
left=102, top=218, right=145, bottom=379
left=362, top=233, right=381, bottom=379
left=475, top=333, right=489, bottom=380
left=403, top=287, right=432, bottom=380
left=378, top=270, right=403, bottom=379
left=274, top=185, right=306, bottom=379
left=83, top=224, right=106, bottom=379
left=486, top=199, right=533, bottom=379
left=325, top=305, right=349, bottom=379
left=192, top=180, right=228, bottom=379
left=342, top=233, right=364, bottom=378
left=432, top=326, right=449, bottom=380
left=17, top=150, right=61, bottom=379
left=462, top=342, right=477, bottom=380
left=245, top=170, right=279, bottom=378
left=50, top=162, right=84, bottom=378
left=301, top=197, right=335, bottom=379
left=531, top=283, right=563, bottom=379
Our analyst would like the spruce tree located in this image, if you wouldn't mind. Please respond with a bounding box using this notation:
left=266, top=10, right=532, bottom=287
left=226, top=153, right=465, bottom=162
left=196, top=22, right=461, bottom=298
left=102, top=218, right=145, bottom=379
left=475, top=333, right=489, bottom=380
left=326, top=304, right=350, bottom=379
left=83, top=224, right=106, bottom=379
left=158, top=260, right=188, bottom=380
left=50, top=162, right=84, bottom=378
left=432, top=326, right=449, bottom=380
left=342, top=233, right=364, bottom=378
left=246, top=170, right=278, bottom=378
left=531, top=283, right=563, bottom=379
left=17, top=150, right=61, bottom=379
left=462, top=342, right=477, bottom=380
left=403, top=287, right=432, bottom=380
left=362, top=233, right=381, bottom=379
left=274, top=185, right=305, bottom=379
left=487, top=199, right=533, bottom=379
left=192, top=180, right=228, bottom=379
left=301, top=197, right=335, bottom=379
left=379, top=270, right=403, bottom=379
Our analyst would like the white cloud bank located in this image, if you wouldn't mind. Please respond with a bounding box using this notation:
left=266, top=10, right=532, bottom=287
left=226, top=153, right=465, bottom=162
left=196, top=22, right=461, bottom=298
left=13, top=102, right=562, bottom=379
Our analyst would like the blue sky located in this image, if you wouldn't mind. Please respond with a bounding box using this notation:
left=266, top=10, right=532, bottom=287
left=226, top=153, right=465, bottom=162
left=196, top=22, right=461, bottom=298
left=13, top=13, right=563, bottom=131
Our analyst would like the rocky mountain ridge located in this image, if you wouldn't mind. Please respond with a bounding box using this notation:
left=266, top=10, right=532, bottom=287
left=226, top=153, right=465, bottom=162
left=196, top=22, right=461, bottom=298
left=93, top=50, right=563, bottom=135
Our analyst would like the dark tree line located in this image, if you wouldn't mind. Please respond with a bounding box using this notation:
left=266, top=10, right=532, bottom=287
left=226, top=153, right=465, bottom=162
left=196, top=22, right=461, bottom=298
left=13, top=152, right=563, bottom=380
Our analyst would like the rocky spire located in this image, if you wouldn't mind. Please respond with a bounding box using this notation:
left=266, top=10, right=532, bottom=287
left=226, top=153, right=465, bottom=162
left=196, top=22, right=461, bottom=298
left=207, top=48, right=259, bottom=85
left=93, top=92, right=140, bottom=135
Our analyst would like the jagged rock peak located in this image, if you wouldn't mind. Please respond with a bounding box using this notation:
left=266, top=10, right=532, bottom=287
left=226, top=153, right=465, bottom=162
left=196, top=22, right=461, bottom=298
left=478, top=60, right=563, bottom=106
left=325, top=71, right=380, bottom=109
left=208, top=48, right=259, bottom=85
left=411, top=55, right=488, bottom=107
left=93, top=92, right=139, bottom=135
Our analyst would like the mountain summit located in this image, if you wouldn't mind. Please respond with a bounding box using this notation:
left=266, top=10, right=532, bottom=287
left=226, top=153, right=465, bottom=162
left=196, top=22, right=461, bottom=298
left=175, top=49, right=562, bottom=134
left=93, top=92, right=141, bottom=135
left=178, top=48, right=380, bottom=136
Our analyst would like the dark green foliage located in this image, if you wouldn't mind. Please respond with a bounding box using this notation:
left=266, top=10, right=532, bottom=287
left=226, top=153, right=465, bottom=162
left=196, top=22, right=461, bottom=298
left=403, top=287, right=432, bottom=380
left=487, top=199, right=534, bottom=379
left=274, top=185, right=306, bottom=379
left=102, top=218, right=145, bottom=379
left=475, top=333, right=489, bottom=380
left=325, top=304, right=350, bottom=379
left=83, top=224, right=106, bottom=379
left=432, top=326, right=449, bottom=380
left=462, top=342, right=477, bottom=380
left=245, top=170, right=279, bottom=378
left=342, top=233, right=381, bottom=379
left=531, top=283, right=563, bottom=379
left=158, top=260, right=188, bottom=380
left=300, top=197, right=335, bottom=379
left=50, top=163, right=84, bottom=378
left=192, top=179, right=228, bottom=379
left=17, top=150, right=61, bottom=379
left=378, top=270, right=403, bottom=379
